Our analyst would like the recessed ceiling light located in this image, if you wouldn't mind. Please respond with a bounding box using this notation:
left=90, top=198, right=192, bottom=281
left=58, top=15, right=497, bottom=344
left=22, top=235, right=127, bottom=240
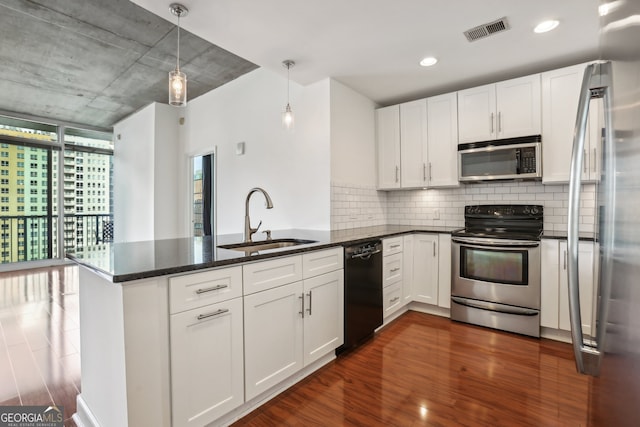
left=534, top=20, right=560, bottom=33
left=420, top=57, right=438, bottom=67
left=599, top=1, right=622, bottom=16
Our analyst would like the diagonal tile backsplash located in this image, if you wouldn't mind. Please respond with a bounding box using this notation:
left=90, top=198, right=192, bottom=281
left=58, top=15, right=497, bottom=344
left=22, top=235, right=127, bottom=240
left=331, top=181, right=597, bottom=233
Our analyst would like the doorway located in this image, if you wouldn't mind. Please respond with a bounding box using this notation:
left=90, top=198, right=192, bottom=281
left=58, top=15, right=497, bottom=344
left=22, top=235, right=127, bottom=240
left=192, top=153, right=214, bottom=237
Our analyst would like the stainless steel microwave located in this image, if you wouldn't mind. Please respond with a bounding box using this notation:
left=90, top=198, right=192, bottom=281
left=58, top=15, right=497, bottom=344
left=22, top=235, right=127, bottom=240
left=458, top=135, right=542, bottom=182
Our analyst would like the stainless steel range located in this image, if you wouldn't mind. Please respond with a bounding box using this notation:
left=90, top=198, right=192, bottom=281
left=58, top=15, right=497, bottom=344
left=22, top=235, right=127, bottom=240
left=451, top=204, right=543, bottom=337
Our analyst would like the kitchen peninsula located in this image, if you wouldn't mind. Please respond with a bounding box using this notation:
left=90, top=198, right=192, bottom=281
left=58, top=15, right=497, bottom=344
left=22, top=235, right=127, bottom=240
left=67, top=225, right=457, bottom=427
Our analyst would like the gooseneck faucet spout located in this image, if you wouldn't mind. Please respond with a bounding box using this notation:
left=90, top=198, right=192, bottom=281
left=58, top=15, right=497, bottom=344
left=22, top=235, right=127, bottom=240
left=244, top=187, right=274, bottom=243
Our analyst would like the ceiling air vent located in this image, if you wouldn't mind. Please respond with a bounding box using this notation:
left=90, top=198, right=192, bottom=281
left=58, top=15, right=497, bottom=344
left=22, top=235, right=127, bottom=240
left=464, top=17, right=510, bottom=42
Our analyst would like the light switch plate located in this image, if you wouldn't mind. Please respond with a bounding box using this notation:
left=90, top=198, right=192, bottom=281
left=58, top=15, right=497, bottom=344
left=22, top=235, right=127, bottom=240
left=236, top=142, right=245, bottom=155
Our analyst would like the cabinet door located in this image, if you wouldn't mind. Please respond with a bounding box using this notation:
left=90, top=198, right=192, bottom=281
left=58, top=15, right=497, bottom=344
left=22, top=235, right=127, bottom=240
left=495, top=74, right=541, bottom=139
left=437, top=234, right=452, bottom=308
left=542, top=64, right=587, bottom=183
left=376, top=105, right=401, bottom=189
left=244, top=281, right=304, bottom=401
left=412, top=234, right=439, bottom=305
left=400, top=99, right=428, bottom=188
left=303, top=270, right=344, bottom=366
left=542, top=63, right=602, bottom=184
left=558, top=241, right=597, bottom=337
left=426, top=93, right=459, bottom=187
left=457, top=83, right=496, bottom=143
left=402, top=235, right=414, bottom=305
left=540, top=239, right=560, bottom=329
left=170, top=298, right=244, bottom=426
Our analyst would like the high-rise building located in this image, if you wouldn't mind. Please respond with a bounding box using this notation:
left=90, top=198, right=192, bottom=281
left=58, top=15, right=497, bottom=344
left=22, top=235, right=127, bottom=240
left=0, top=116, right=113, bottom=264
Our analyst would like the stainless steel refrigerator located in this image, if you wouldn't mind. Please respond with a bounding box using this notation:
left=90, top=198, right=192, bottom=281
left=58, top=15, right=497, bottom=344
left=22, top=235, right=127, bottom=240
left=567, top=1, right=640, bottom=425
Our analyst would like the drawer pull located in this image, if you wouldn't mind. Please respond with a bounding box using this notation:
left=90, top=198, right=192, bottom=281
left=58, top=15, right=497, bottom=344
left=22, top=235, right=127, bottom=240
left=195, top=284, right=228, bottom=294
left=196, top=308, right=229, bottom=321
left=390, top=267, right=401, bottom=273
left=390, top=296, right=400, bottom=303
left=389, top=244, right=400, bottom=249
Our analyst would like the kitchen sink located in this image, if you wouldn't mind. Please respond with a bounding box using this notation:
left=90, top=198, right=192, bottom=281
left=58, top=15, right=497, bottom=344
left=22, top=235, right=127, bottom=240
left=218, top=238, right=317, bottom=252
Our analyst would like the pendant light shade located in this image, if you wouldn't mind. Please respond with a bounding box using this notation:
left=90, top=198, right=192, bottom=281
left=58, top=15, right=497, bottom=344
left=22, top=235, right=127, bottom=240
left=282, top=60, right=295, bottom=130
left=169, top=3, right=188, bottom=107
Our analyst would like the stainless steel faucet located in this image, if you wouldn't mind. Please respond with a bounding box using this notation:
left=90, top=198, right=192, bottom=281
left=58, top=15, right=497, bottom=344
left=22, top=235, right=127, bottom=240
left=244, top=187, right=274, bottom=242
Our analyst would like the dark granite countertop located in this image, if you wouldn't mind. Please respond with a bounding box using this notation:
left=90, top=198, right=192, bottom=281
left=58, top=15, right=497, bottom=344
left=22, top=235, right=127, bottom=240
left=66, top=225, right=460, bottom=283
left=541, top=230, right=597, bottom=241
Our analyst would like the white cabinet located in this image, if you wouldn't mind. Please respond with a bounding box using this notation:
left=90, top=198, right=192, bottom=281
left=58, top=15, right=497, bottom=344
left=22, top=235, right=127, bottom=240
left=376, top=105, right=401, bottom=189
left=377, top=95, right=458, bottom=190
left=244, top=281, right=304, bottom=401
left=426, top=93, right=459, bottom=187
left=412, top=234, right=439, bottom=305
left=558, top=240, right=598, bottom=337
left=243, top=249, right=344, bottom=401
left=303, top=270, right=344, bottom=365
left=542, top=63, right=603, bottom=183
left=400, top=99, right=428, bottom=188
left=170, top=269, right=244, bottom=427
left=458, top=74, right=541, bottom=143
left=382, top=237, right=404, bottom=319
left=540, top=239, right=598, bottom=337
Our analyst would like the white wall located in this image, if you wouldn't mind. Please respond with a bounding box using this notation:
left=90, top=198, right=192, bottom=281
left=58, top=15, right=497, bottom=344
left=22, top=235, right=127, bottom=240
left=113, top=103, right=179, bottom=242
left=329, top=80, right=377, bottom=187
left=183, top=68, right=331, bottom=235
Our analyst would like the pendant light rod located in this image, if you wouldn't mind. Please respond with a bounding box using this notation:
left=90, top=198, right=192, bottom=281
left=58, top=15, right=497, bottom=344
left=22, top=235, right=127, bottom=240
left=170, top=3, right=189, bottom=71
left=282, top=60, right=295, bottom=105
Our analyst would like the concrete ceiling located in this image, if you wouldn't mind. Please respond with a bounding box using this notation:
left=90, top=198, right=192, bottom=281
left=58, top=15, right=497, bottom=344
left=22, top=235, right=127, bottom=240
left=132, top=0, right=600, bottom=106
left=0, top=0, right=257, bottom=129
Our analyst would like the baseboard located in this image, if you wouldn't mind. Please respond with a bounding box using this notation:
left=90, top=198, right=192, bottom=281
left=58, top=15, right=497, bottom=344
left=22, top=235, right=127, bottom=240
left=408, top=302, right=451, bottom=318
left=73, top=394, right=101, bottom=427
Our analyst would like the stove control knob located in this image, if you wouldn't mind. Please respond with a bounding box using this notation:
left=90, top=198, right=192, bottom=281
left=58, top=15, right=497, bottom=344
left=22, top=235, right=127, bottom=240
left=531, top=206, right=539, bottom=215
left=523, top=206, right=530, bottom=214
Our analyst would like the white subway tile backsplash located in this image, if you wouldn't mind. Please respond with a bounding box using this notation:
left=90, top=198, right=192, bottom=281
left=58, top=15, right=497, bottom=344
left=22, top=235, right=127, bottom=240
left=331, top=180, right=597, bottom=233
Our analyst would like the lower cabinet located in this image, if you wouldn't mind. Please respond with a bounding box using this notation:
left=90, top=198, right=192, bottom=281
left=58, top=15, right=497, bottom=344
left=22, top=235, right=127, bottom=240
left=170, top=297, right=244, bottom=427
left=412, top=234, right=439, bottom=305
left=244, top=270, right=343, bottom=401
left=541, top=239, right=598, bottom=337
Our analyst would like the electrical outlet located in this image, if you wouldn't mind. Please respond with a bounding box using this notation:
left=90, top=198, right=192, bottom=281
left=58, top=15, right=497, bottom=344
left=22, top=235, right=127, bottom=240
left=433, top=209, right=440, bottom=220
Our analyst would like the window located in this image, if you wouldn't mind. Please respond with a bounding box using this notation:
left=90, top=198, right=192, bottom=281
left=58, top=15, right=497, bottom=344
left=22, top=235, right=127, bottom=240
left=17, top=188, right=23, bottom=195
left=30, top=155, right=37, bottom=160
left=0, top=170, right=7, bottom=176
left=17, top=162, right=23, bottom=168
left=1, top=197, right=8, bottom=203
left=0, top=179, right=7, bottom=185
left=0, top=160, right=8, bottom=166
left=30, top=206, right=37, bottom=212
left=1, top=152, right=8, bottom=157
left=17, top=171, right=24, bottom=176
left=30, top=171, right=37, bottom=177
left=17, top=153, right=24, bottom=159
left=30, top=197, right=37, bottom=203
left=1, top=188, right=7, bottom=194
left=17, top=206, right=24, bottom=212
left=0, top=206, right=7, bottom=212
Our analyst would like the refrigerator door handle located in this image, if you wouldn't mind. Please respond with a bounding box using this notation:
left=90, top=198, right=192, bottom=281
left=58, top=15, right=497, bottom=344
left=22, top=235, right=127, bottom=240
left=568, top=61, right=615, bottom=377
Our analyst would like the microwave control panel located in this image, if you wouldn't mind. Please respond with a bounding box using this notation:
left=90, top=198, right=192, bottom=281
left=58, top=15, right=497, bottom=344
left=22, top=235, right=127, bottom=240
left=518, top=147, right=537, bottom=174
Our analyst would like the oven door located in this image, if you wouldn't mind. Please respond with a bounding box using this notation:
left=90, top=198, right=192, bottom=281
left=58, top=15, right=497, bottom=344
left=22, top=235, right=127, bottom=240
left=451, top=236, right=541, bottom=310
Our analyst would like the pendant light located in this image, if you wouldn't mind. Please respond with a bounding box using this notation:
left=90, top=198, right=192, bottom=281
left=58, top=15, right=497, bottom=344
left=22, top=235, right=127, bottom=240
left=282, top=60, right=295, bottom=130
left=169, top=3, right=188, bottom=107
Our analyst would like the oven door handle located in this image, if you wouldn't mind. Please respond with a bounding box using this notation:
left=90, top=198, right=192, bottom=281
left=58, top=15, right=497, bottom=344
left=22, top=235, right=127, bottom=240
left=452, top=236, right=540, bottom=248
left=451, top=296, right=539, bottom=316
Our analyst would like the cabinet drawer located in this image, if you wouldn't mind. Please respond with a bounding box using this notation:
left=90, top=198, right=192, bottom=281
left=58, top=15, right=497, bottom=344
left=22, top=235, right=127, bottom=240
left=303, top=247, right=344, bottom=279
left=243, top=255, right=303, bottom=295
left=383, top=281, right=403, bottom=317
left=383, top=252, right=403, bottom=287
left=169, top=266, right=242, bottom=314
left=383, top=237, right=403, bottom=255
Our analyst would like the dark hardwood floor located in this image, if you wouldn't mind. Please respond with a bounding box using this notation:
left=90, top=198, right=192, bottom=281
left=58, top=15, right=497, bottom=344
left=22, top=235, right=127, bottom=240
left=1, top=266, right=591, bottom=427
left=0, top=265, right=79, bottom=427
left=235, top=311, right=590, bottom=427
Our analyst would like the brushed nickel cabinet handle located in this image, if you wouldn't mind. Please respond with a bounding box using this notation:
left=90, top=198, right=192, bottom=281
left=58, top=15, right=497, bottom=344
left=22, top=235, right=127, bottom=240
left=196, top=308, right=229, bottom=321
left=390, top=267, right=400, bottom=273
left=395, top=166, right=399, bottom=183
left=196, top=284, right=228, bottom=294
left=306, top=291, right=312, bottom=315
left=490, top=113, right=494, bottom=134
left=299, top=294, right=305, bottom=318
left=390, top=296, right=400, bottom=303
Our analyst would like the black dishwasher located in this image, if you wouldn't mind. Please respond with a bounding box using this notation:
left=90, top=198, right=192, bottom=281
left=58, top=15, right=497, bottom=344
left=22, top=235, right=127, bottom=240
left=337, top=240, right=383, bottom=354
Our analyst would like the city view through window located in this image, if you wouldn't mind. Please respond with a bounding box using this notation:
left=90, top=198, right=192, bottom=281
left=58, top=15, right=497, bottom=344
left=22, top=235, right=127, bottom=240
left=0, top=115, right=113, bottom=264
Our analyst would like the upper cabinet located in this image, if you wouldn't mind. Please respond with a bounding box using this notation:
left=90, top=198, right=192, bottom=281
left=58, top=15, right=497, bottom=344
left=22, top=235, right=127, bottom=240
left=376, top=105, right=401, bottom=189
left=458, top=74, right=541, bottom=143
left=426, top=93, right=459, bottom=187
left=377, top=93, right=458, bottom=190
left=541, top=63, right=603, bottom=184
